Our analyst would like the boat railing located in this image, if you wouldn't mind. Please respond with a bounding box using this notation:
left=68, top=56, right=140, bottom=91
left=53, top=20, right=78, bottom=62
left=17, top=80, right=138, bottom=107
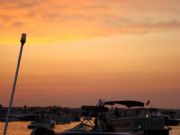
left=70, top=117, right=95, bottom=131
left=70, top=122, right=94, bottom=131
left=108, top=117, right=165, bottom=130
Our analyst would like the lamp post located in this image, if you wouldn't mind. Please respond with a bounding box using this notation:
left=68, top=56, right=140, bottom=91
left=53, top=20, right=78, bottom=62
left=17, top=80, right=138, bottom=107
left=3, top=33, right=27, bottom=135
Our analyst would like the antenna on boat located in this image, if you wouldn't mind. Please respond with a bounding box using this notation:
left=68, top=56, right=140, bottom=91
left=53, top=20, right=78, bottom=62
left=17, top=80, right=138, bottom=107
left=3, top=33, right=27, bottom=135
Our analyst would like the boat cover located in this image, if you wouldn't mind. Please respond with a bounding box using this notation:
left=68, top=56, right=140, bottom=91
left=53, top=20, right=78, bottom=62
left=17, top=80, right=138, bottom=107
left=81, top=106, right=109, bottom=112
left=104, top=100, right=144, bottom=108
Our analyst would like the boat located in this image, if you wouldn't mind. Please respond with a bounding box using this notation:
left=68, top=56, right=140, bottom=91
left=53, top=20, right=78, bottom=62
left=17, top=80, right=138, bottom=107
left=164, top=118, right=179, bottom=126
left=31, top=105, right=134, bottom=135
left=103, top=100, right=170, bottom=135
left=29, top=117, right=56, bottom=135
left=0, top=114, right=19, bottom=122
left=18, top=113, right=40, bottom=121
left=28, top=119, right=56, bottom=129
left=61, top=106, right=135, bottom=135
left=30, top=124, right=56, bottom=135
left=30, top=100, right=171, bottom=135
left=62, top=100, right=170, bottom=135
left=162, top=111, right=180, bottom=126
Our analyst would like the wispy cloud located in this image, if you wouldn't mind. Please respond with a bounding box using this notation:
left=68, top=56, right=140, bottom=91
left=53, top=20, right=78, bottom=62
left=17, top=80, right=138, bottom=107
left=0, top=0, right=180, bottom=43
left=12, top=21, right=24, bottom=27
left=0, top=0, right=41, bottom=9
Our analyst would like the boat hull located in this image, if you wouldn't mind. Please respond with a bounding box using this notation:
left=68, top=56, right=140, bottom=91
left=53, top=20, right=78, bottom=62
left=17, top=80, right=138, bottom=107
left=165, top=119, right=180, bottom=126
left=61, top=131, right=133, bottom=135
left=60, top=128, right=170, bottom=135
left=143, top=128, right=170, bottom=135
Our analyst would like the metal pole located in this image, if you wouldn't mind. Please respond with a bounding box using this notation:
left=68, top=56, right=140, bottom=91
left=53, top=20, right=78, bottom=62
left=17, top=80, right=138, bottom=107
left=3, top=33, right=26, bottom=135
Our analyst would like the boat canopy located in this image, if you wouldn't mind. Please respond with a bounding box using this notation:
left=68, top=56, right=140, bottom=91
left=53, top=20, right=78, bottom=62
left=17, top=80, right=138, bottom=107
left=81, top=106, right=109, bottom=112
left=104, top=100, right=144, bottom=108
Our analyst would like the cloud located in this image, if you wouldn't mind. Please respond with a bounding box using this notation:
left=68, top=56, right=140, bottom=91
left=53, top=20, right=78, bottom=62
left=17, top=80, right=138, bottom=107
left=140, top=20, right=180, bottom=30
left=103, top=18, right=180, bottom=33
left=0, top=14, right=12, bottom=21
left=0, top=0, right=42, bottom=9
left=12, top=21, right=24, bottom=27
left=0, top=0, right=180, bottom=43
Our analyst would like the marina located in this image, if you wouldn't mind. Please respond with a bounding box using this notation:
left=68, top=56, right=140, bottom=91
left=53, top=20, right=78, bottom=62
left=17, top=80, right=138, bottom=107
left=57, top=101, right=173, bottom=135
left=1, top=102, right=180, bottom=135
left=21, top=100, right=179, bottom=135
left=1, top=1, right=180, bottom=135
left=1, top=103, right=180, bottom=135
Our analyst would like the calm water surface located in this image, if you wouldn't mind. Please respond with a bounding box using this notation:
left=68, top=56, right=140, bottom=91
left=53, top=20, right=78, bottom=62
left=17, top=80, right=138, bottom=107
left=0, top=122, right=180, bottom=135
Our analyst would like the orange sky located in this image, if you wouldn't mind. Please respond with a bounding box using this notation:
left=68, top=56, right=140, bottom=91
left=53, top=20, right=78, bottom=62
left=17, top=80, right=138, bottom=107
left=0, top=0, right=180, bottom=108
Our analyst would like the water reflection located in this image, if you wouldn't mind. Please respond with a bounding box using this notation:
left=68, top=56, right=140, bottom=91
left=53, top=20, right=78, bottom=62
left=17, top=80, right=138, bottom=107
left=0, top=122, right=179, bottom=135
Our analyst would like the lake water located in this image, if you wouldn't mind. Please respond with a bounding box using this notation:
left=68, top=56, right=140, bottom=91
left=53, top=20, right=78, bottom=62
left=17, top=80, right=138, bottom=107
left=0, top=122, right=180, bottom=135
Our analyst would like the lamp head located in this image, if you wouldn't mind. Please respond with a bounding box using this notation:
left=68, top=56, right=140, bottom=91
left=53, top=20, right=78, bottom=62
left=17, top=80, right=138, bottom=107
left=20, top=33, right=26, bottom=45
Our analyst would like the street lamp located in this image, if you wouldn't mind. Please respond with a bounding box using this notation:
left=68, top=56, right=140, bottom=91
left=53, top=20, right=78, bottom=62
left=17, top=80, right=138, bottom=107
left=3, top=33, right=27, bottom=135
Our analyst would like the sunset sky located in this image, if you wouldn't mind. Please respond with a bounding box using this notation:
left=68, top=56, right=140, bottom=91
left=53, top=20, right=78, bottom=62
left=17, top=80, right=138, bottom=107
left=0, top=0, right=180, bottom=108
